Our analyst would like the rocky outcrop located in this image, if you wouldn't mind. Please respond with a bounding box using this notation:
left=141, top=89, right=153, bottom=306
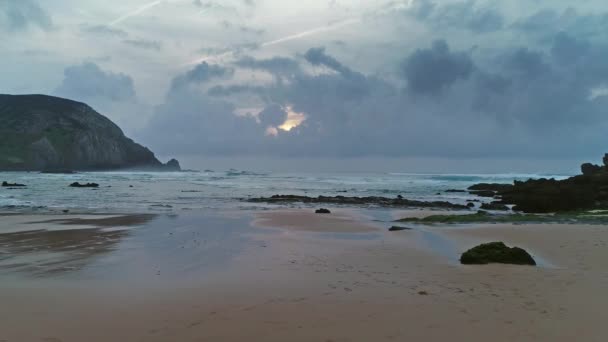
left=0, top=94, right=180, bottom=171
left=469, top=154, right=608, bottom=213
left=249, top=195, right=469, bottom=210
left=315, top=208, right=331, bottom=214
left=460, top=242, right=536, bottom=265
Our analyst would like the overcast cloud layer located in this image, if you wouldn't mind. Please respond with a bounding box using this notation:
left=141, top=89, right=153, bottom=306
left=2, top=0, right=608, bottom=170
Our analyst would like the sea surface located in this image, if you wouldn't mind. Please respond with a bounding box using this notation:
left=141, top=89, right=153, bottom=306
left=0, top=170, right=570, bottom=213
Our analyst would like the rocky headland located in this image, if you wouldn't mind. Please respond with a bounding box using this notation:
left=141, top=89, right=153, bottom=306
left=0, top=94, right=180, bottom=172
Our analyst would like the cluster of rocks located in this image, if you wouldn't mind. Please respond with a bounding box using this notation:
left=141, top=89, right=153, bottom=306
left=467, top=154, right=608, bottom=213
left=249, top=194, right=469, bottom=210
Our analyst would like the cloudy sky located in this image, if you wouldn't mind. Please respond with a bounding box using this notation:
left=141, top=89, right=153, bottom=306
left=2, top=0, right=608, bottom=172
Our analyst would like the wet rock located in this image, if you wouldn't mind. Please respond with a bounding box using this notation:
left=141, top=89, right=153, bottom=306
left=69, top=182, right=99, bottom=188
left=466, top=202, right=475, bottom=208
left=480, top=202, right=509, bottom=211
left=469, top=190, right=496, bottom=197
left=389, top=226, right=413, bottom=231
left=468, top=183, right=514, bottom=192
left=315, top=208, right=331, bottom=214
left=2, top=181, right=26, bottom=187
left=249, top=195, right=469, bottom=210
left=445, top=189, right=466, bottom=193
left=581, top=163, right=602, bottom=176
left=460, top=242, right=536, bottom=265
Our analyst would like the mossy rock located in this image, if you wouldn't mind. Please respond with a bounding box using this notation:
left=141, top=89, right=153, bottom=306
left=389, top=226, right=413, bottom=231
left=460, top=242, right=536, bottom=265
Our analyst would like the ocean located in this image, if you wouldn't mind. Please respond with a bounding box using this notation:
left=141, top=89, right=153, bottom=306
left=0, top=171, right=570, bottom=213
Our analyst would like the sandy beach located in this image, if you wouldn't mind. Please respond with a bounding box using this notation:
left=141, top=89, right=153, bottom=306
left=0, top=209, right=607, bottom=341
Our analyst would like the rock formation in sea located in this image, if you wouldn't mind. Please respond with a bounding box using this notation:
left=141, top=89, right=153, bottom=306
left=0, top=94, right=180, bottom=171
left=470, top=154, right=608, bottom=213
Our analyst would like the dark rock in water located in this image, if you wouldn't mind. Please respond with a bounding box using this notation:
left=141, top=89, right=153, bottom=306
left=0, top=94, right=179, bottom=171
left=41, top=169, right=75, bottom=174
left=460, top=242, right=536, bottom=265
left=468, top=183, right=514, bottom=192
left=467, top=199, right=481, bottom=202
left=69, top=182, right=99, bottom=188
left=2, top=181, right=26, bottom=187
left=315, top=208, right=331, bottom=214
left=466, top=202, right=475, bottom=208
left=389, top=226, right=413, bottom=231
left=164, top=158, right=181, bottom=171
left=469, top=190, right=496, bottom=197
left=480, top=202, right=509, bottom=211
left=250, top=195, right=469, bottom=210
left=581, top=163, right=602, bottom=176
left=397, top=195, right=403, bottom=199
left=445, top=189, right=466, bottom=193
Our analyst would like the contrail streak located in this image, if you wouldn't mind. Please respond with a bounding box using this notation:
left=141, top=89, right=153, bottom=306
left=109, top=0, right=163, bottom=26
left=184, top=18, right=360, bottom=66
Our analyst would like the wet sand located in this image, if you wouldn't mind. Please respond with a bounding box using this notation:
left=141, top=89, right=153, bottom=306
left=0, top=210, right=607, bottom=341
left=252, top=208, right=381, bottom=233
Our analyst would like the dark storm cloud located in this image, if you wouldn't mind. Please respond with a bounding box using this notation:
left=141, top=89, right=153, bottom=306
left=304, top=47, right=354, bottom=76
left=402, top=40, right=474, bottom=95
left=504, top=48, right=549, bottom=79
left=169, top=62, right=233, bottom=93
left=55, top=62, right=136, bottom=102
left=135, top=2, right=608, bottom=160
left=258, top=104, right=287, bottom=127
left=0, top=0, right=52, bottom=32
left=123, top=38, right=162, bottom=51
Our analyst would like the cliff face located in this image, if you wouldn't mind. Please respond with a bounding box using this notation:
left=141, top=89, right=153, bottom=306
left=0, top=94, right=179, bottom=171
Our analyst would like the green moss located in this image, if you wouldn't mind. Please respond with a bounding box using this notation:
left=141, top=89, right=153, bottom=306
left=397, top=210, right=608, bottom=225
left=460, top=242, right=536, bottom=265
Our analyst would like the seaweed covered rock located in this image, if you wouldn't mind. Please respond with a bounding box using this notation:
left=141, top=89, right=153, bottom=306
left=250, top=195, right=469, bottom=210
left=315, top=208, right=331, bottom=214
left=460, top=242, right=536, bottom=265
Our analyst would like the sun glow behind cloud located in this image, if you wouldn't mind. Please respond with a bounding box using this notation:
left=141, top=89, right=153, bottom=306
left=265, top=106, right=306, bottom=136
left=279, top=106, right=306, bottom=131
